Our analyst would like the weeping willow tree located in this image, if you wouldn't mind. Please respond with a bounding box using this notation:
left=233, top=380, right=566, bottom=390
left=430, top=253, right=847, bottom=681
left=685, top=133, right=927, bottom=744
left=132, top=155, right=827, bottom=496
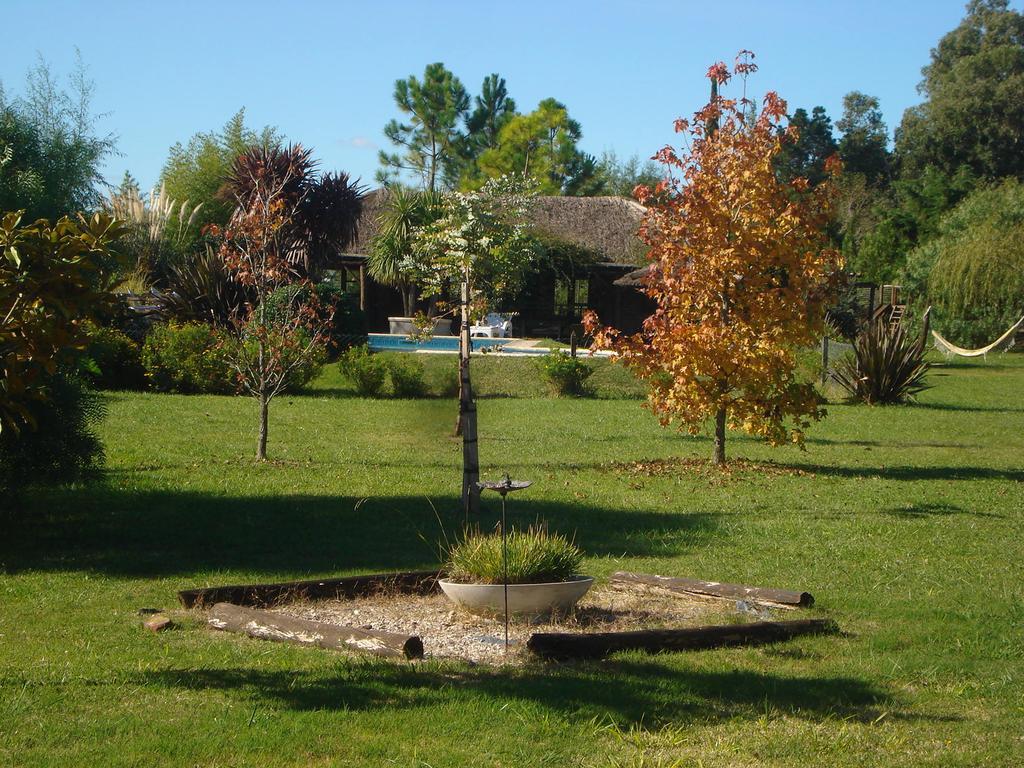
left=902, top=179, right=1024, bottom=346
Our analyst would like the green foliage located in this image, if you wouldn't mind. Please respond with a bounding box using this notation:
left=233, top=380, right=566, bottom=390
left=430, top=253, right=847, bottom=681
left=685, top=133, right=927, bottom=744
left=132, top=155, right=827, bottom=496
left=159, top=109, right=282, bottom=233
left=841, top=166, right=976, bottom=282
left=153, top=244, right=252, bottom=329
left=0, top=55, right=116, bottom=221
left=0, top=371, right=104, bottom=496
left=896, top=0, right=1024, bottom=180
left=471, top=98, right=597, bottom=194
left=231, top=323, right=325, bottom=394
left=141, top=322, right=235, bottom=394
left=590, top=150, right=663, bottom=197
left=0, top=211, right=125, bottom=434
left=368, top=187, right=445, bottom=315
left=378, top=63, right=469, bottom=191
left=408, top=174, right=540, bottom=307
left=535, top=351, right=594, bottom=396
left=82, top=322, right=145, bottom=391
left=338, top=344, right=387, bottom=396
left=445, top=525, right=584, bottom=585
left=106, top=180, right=204, bottom=283
left=831, top=318, right=930, bottom=404
left=836, top=92, right=891, bottom=185
left=386, top=355, right=427, bottom=397
left=902, top=178, right=1024, bottom=345
left=776, top=106, right=839, bottom=187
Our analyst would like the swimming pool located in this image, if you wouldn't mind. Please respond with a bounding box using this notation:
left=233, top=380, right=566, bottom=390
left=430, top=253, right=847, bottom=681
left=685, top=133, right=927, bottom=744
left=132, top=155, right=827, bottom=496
left=367, top=333, right=546, bottom=354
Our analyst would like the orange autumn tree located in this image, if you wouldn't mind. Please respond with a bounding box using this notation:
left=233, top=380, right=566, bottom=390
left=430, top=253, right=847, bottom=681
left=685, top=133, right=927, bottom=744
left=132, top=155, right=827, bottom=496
left=585, top=54, right=843, bottom=465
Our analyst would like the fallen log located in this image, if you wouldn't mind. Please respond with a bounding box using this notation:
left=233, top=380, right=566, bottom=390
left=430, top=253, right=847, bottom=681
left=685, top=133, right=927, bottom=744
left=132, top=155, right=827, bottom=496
left=612, top=571, right=813, bottom=608
left=208, top=602, right=424, bottom=660
left=527, top=618, right=837, bottom=661
left=179, top=570, right=441, bottom=609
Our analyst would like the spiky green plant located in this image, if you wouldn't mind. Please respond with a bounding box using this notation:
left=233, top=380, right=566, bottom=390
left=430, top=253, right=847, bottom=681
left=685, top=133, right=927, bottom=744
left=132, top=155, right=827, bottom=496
left=446, top=525, right=583, bottom=584
left=831, top=317, right=931, bottom=404
left=368, top=186, right=445, bottom=316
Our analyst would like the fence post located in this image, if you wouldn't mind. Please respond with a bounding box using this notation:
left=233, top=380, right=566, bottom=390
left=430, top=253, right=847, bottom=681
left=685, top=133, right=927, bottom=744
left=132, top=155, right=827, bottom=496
left=821, top=335, right=829, bottom=385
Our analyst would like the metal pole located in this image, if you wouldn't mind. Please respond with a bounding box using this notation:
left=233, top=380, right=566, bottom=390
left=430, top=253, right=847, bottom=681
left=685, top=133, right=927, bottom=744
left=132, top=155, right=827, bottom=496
left=501, top=491, right=509, bottom=650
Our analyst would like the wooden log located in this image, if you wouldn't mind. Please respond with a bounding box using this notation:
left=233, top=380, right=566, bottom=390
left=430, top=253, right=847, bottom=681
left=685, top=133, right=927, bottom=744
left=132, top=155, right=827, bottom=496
left=208, top=602, right=424, bottom=660
left=527, top=618, right=837, bottom=661
left=178, top=570, right=441, bottom=609
left=612, top=571, right=814, bottom=608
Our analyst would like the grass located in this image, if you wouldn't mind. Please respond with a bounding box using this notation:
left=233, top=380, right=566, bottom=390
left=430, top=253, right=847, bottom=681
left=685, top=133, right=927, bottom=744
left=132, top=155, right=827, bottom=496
left=446, top=526, right=584, bottom=584
left=1, top=353, right=1023, bottom=766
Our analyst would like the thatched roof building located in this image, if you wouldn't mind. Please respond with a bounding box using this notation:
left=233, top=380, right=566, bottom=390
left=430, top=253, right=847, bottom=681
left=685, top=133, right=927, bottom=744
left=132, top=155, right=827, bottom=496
left=344, top=190, right=647, bottom=266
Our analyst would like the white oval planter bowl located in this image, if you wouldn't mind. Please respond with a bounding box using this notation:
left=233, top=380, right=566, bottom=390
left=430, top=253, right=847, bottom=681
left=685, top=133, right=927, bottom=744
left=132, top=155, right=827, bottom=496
left=438, top=576, right=594, bottom=618
left=387, top=317, right=453, bottom=336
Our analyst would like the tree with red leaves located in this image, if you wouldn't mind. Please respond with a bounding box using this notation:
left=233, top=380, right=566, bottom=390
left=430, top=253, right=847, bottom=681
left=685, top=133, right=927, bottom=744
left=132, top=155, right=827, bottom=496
left=585, top=53, right=843, bottom=465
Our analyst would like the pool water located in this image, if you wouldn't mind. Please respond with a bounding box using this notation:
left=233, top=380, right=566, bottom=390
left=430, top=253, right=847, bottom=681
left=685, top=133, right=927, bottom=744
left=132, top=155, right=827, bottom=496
left=368, top=333, right=514, bottom=353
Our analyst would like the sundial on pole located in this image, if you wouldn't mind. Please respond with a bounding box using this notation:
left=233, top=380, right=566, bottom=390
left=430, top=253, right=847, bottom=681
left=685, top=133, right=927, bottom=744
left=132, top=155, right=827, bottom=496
left=476, top=473, right=531, bottom=651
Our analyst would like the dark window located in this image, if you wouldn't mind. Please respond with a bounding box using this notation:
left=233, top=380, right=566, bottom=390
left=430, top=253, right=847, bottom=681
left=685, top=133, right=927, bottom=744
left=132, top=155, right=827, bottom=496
left=554, top=277, right=590, bottom=318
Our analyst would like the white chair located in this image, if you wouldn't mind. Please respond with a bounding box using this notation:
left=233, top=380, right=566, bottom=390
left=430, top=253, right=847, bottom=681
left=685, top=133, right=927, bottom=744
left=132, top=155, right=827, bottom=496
left=470, top=313, right=514, bottom=338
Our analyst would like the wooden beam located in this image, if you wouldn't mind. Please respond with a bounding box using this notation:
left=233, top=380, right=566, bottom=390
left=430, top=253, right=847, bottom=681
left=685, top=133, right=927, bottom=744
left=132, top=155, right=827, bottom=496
left=208, top=602, right=424, bottom=659
left=178, top=570, right=441, bottom=609
left=358, top=264, right=366, bottom=312
left=611, top=571, right=814, bottom=608
left=527, top=619, right=837, bottom=661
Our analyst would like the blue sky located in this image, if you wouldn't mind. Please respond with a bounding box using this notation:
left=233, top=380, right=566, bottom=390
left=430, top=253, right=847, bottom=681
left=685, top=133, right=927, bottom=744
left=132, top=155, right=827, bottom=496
left=2, top=0, right=1009, bottom=193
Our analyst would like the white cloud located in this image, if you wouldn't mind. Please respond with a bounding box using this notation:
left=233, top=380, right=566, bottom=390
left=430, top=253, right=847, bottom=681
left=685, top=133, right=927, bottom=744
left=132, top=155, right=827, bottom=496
left=345, top=136, right=378, bottom=150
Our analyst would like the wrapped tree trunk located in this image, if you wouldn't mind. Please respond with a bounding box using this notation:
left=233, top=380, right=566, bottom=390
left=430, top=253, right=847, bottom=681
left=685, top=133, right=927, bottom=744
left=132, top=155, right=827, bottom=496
left=460, top=270, right=480, bottom=517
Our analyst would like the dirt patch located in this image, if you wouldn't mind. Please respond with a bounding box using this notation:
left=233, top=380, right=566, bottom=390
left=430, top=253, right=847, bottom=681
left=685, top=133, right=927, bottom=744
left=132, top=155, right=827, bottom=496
left=274, top=581, right=765, bottom=666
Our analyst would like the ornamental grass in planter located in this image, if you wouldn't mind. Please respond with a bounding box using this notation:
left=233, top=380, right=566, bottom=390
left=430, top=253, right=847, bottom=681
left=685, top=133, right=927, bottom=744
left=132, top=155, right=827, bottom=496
left=439, top=527, right=593, bottom=617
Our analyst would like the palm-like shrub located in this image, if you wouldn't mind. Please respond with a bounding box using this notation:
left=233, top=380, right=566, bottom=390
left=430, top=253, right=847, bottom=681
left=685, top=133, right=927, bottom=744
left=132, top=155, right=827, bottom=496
left=224, top=144, right=364, bottom=278
left=368, top=187, right=445, bottom=316
left=831, top=318, right=931, bottom=404
left=152, top=245, right=252, bottom=329
left=446, top=526, right=583, bottom=585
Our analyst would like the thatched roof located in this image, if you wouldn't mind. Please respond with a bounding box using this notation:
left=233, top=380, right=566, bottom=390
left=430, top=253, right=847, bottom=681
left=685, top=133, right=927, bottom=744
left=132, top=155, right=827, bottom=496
left=344, top=188, right=388, bottom=257
left=528, top=196, right=647, bottom=265
left=344, top=190, right=647, bottom=266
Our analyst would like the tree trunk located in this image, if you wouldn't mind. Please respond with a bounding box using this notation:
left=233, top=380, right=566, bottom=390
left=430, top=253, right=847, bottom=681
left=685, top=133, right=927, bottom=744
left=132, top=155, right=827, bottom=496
left=256, top=391, right=269, bottom=461
left=459, top=272, right=480, bottom=517
left=713, top=407, right=726, bottom=466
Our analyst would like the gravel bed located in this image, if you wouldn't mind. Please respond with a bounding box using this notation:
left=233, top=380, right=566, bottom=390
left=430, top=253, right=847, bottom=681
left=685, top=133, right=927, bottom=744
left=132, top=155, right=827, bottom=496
left=275, top=581, right=759, bottom=666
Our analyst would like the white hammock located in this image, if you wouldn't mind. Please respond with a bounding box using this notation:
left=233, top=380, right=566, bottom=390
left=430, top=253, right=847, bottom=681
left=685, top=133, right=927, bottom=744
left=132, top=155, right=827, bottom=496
left=932, top=315, right=1024, bottom=358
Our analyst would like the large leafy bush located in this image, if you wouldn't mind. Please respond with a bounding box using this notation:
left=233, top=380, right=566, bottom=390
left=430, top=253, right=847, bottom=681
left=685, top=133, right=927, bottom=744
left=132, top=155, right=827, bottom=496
left=0, top=372, right=105, bottom=496
left=338, top=345, right=387, bottom=396
left=82, top=322, right=145, bottom=390
left=535, top=351, right=593, bottom=396
left=141, top=322, right=235, bottom=394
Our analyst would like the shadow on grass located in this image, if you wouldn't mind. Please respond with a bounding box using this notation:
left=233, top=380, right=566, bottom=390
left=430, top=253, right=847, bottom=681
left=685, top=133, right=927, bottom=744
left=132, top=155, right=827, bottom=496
left=879, top=502, right=1004, bottom=519
left=907, top=401, right=1024, bottom=413
left=780, top=463, right=1024, bottom=482
left=1, top=487, right=720, bottom=577
left=137, top=659, right=952, bottom=727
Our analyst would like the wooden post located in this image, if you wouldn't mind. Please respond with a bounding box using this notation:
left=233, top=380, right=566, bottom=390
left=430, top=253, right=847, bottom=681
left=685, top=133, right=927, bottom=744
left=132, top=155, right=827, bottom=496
left=821, top=335, right=830, bottom=385
left=358, top=264, right=366, bottom=312
left=612, top=571, right=814, bottom=608
left=527, top=619, right=837, bottom=661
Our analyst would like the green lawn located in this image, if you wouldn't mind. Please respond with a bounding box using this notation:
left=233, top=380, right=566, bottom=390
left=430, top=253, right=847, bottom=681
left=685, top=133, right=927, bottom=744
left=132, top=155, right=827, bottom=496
left=2, top=354, right=1023, bottom=767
